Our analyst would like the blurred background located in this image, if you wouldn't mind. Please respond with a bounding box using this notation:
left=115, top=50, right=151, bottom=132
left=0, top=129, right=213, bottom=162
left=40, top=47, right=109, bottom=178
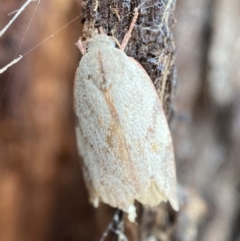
left=0, top=0, right=239, bottom=240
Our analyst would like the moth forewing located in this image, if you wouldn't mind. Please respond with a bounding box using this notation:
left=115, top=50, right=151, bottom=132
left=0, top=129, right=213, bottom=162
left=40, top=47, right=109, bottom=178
left=74, top=34, right=179, bottom=222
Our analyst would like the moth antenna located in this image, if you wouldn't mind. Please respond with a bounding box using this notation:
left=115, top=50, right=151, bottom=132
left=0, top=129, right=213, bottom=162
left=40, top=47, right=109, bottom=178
left=120, top=8, right=139, bottom=51
left=75, top=37, right=86, bottom=55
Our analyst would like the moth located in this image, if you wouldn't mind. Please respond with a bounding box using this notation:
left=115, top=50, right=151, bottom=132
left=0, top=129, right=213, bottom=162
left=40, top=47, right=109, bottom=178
left=74, top=9, right=179, bottom=222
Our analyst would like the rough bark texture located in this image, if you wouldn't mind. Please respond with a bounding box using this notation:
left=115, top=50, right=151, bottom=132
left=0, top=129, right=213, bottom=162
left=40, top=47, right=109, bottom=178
left=0, top=0, right=240, bottom=241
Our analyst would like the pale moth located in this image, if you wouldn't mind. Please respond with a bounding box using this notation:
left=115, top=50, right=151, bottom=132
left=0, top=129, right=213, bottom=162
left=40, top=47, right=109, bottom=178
left=74, top=8, right=179, bottom=222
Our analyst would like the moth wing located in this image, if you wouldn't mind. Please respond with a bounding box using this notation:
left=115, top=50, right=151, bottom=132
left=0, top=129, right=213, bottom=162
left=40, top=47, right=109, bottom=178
left=74, top=43, right=178, bottom=213
left=74, top=48, right=142, bottom=212
left=109, top=50, right=179, bottom=211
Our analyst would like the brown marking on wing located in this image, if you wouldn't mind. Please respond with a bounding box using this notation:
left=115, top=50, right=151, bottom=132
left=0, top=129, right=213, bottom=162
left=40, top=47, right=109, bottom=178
left=97, top=51, right=112, bottom=91
left=103, top=89, right=141, bottom=191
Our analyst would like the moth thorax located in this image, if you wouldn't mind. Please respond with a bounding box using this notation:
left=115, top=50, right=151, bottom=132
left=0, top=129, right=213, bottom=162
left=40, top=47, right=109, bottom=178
left=88, top=34, right=115, bottom=50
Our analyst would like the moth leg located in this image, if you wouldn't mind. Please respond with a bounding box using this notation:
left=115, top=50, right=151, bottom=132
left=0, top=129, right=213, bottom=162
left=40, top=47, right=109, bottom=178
left=120, top=8, right=139, bottom=51
left=75, top=37, right=86, bottom=55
